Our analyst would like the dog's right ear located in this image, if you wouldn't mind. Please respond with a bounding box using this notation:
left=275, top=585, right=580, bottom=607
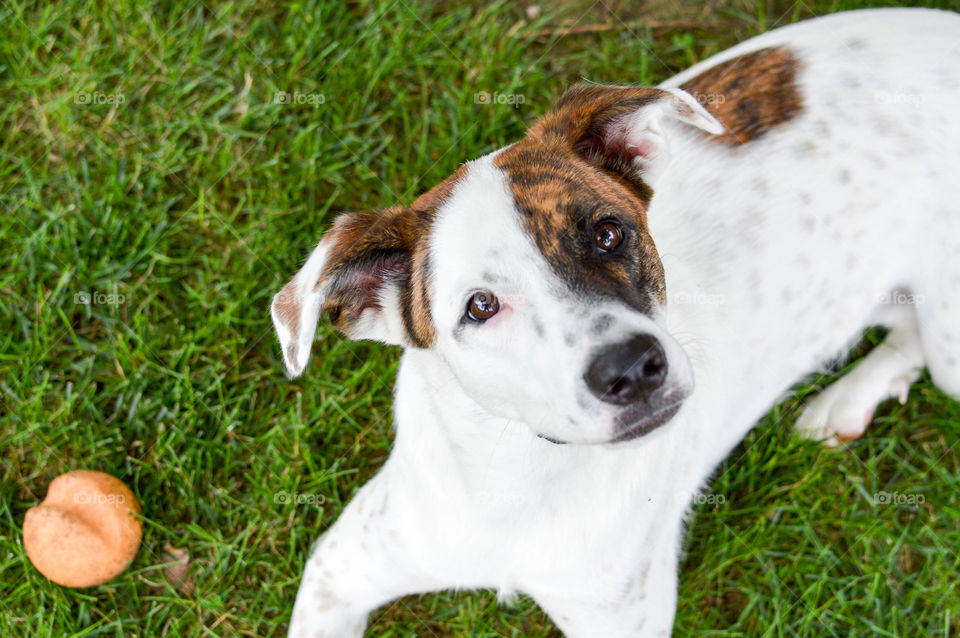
left=270, top=206, right=433, bottom=377
left=539, top=84, right=725, bottom=190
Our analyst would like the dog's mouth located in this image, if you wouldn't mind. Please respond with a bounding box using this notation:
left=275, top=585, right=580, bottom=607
left=536, top=398, right=685, bottom=446
left=610, top=400, right=684, bottom=443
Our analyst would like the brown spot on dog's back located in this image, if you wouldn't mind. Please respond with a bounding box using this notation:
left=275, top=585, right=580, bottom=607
left=681, top=47, right=803, bottom=145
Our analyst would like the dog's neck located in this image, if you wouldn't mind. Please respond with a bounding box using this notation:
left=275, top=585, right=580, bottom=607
left=390, top=349, right=693, bottom=516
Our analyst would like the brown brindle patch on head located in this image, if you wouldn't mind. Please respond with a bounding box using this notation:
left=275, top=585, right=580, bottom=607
left=493, top=87, right=669, bottom=311
left=530, top=84, right=671, bottom=205
left=681, top=46, right=803, bottom=145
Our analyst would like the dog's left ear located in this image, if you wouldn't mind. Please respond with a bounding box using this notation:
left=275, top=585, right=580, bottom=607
left=271, top=206, right=433, bottom=377
left=545, top=84, right=724, bottom=188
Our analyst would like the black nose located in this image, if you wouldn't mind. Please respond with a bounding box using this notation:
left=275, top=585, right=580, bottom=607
left=584, top=334, right=668, bottom=405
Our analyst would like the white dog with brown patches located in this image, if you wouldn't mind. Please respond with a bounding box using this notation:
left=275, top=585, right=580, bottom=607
left=271, top=8, right=960, bottom=637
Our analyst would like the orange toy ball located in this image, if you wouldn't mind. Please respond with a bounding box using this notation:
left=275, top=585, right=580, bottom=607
left=23, top=470, right=142, bottom=588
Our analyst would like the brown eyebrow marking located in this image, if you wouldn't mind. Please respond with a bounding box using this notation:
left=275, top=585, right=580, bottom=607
left=680, top=46, right=804, bottom=145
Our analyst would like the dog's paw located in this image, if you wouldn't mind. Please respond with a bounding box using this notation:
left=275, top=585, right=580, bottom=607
left=288, top=615, right=366, bottom=638
left=794, top=375, right=911, bottom=446
left=288, top=604, right=367, bottom=638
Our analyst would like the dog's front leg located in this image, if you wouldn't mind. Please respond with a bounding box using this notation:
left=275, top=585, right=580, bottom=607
left=287, top=469, right=437, bottom=638
left=532, top=527, right=681, bottom=638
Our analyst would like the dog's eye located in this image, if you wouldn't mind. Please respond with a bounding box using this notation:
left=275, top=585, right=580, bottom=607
left=466, top=291, right=500, bottom=322
left=594, top=221, right=623, bottom=253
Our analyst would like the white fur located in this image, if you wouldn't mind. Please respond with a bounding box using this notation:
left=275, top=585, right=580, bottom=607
left=280, top=9, right=960, bottom=637
left=615, top=88, right=725, bottom=185
left=271, top=240, right=330, bottom=376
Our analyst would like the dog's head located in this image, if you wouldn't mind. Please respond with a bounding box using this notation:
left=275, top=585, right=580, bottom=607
left=272, top=84, right=723, bottom=444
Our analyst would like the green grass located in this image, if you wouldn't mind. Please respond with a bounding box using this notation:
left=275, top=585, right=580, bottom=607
left=3, top=0, right=960, bottom=635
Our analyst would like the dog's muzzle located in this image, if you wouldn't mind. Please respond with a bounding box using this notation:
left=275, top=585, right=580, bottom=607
left=584, top=334, right=667, bottom=404
left=584, top=333, right=685, bottom=442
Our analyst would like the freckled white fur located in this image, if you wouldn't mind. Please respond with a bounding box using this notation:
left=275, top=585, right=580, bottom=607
left=283, top=9, right=960, bottom=637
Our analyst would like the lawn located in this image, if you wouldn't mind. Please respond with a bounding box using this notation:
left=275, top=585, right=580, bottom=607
left=3, top=0, right=960, bottom=636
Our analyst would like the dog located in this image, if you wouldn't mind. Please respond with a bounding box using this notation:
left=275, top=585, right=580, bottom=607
left=271, top=8, right=960, bottom=636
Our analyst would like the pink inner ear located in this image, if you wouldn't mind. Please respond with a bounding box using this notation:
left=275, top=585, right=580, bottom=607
left=625, top=138, right=656, bottom=160
left=341, top=253, right=409, bottom=313
left=350, top=271, right=385, bottom=311
left=577, top=132, right=642, bottom=164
